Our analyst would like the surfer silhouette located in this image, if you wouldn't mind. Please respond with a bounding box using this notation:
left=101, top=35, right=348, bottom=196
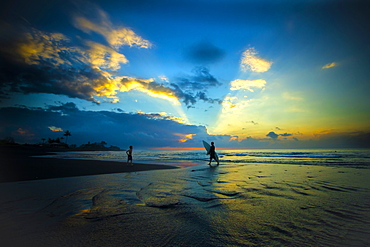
left=126, top=146, right=133, bottom=166
left=208, top=142, right=219, bottom=166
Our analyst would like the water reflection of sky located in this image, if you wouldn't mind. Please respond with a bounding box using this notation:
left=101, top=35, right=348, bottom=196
left=38, top=149, right=370, bottom=168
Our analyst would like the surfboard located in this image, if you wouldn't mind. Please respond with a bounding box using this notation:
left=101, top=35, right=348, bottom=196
left=202, top=140, right=219, bottom=162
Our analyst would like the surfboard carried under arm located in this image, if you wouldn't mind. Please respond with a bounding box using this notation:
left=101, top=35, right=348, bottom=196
left=202, top=140, right=219, bottom=162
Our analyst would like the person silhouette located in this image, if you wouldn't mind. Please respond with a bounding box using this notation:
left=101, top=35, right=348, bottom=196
left=208, top=142, right=219, bottom=166
left=126, top=146, right=133, bottom=166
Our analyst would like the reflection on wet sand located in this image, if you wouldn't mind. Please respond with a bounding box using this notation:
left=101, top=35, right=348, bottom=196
left=1, top=163, right=369, bottom=246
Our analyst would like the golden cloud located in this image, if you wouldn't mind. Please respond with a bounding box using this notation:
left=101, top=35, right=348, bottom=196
left=240, top=48, right=272, bottom=73
left=138, top=112, right=167, bottom=118
left=73, top=9, right=151, bottom=49
left=17, top=29, right=71, bottom=66
left=14, top=28, right=134, bottom=103
left=18, top=28, right=128, bottom=72
left=221, top=96, right=237, bottom=110
left=322, top=62, right=337, bottom=69
left=138, top=112, right=187, bottom=123
left=84, top=40, right=128, bottom=70
left=174, top=133, right=195, bottom=143
left=223, top=98, right=251, bottom=113
left=166, top=116, right=187, bottom=124
left=229, top=136, right=239, bottom=141
left=230, top=79, right=266, bottom=92
left=91, top=76, right=121, bottom=103
left=48, top=126, right=63, bottom=132
left=119, top=77, right=180, bottom=105
left=11, top=8, right=160, bottom=105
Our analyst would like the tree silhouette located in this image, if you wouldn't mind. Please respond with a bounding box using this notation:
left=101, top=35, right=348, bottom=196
left=63, top=130, right=72, bottom=145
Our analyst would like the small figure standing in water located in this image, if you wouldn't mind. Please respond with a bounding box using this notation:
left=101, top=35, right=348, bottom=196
left=208, top=142, right=219, bottom=166
left=126, top=146, right=133, bottom=166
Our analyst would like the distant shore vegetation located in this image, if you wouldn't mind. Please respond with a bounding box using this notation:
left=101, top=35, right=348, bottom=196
left=0, top=135, right=121, bottom=151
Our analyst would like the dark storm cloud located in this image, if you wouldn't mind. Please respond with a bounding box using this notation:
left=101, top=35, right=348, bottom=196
left=169, top=84, right=222, bottom=108
left=47, top=102, right=80, bottom=112
left=0, top=61, right=107, bottom=103
left=0, top=2, right=149, bottom=104
left=1, top=103, right=369, bottom=148
left=266, top=131, right=279, bottom=140
left=0, top=25, right=115, bottom=103
left=280, top=133, right=292, bottom=137
left=196, top=92, right=222, bottom=104
left=169, top=83, right=196, bottom=106
left=266, top=132, right=294, bottom=140
left=0, top=103, right=228, bottom=148
left=185, top=41, right=225, bottom=64
left=177, top=66, right=221, bottom=91
left=0, top=23, right=222, bottom=107
left=0, top=1, right=223, bottom=108
left=171, top=66, right=223, bottom=107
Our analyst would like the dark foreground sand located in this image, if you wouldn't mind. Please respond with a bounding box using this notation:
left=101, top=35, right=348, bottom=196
left=1, top=146, right=369, bottom=246
left=0, top=146, right=177, bottom=182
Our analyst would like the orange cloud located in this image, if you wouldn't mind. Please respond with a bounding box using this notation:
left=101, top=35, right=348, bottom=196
left=322, top=62, right=337, bottom=69
left=174, top=133, right=195, bottom=143
left=48, top=126, right=63, bottom=132
left=16, top=128, right=27, bottom=135
left=13, top=128, right=35, bottom=139
left=229, top=136, right=239, bottom=141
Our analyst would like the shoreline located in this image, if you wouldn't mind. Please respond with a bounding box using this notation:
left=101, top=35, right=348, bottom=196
left=0, top=146, right=177, bottom=183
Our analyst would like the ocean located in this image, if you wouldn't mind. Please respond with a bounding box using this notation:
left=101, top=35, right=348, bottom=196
left=44, top=148, right=370, bottom=168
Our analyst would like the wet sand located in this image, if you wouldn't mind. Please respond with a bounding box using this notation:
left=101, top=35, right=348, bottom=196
left=1, top=147, right=370, bottom=246
left=0, top=146, right=177, bottom=182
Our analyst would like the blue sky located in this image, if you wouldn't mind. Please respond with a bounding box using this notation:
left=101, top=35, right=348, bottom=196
left=0, top=0, right=369, bottom=149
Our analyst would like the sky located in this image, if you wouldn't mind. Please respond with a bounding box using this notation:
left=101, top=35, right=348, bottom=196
left=0, top=0, right=369, bottom=149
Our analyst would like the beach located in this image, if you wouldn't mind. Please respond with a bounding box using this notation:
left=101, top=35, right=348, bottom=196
left=0, top=146, right=177, bottom=182
left=1, top=147, right=370, bottom=246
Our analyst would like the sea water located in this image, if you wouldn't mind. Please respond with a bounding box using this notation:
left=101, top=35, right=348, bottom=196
left=44, top=148, right=370, bottom=168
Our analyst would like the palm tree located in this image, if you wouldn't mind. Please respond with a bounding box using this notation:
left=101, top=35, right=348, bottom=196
left=63, top=130, right=71, bottom=145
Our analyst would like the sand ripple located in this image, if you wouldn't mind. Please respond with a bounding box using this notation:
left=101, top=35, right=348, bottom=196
left=1, top=163, right=370, bottom=246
